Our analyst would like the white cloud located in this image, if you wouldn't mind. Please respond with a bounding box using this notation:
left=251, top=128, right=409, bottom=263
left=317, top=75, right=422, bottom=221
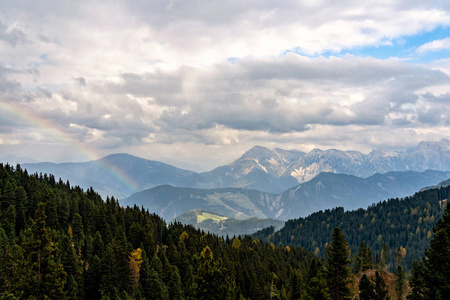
left=416, top=37, right=450, bottom=53
left=0, top=0, right=450, bottom=169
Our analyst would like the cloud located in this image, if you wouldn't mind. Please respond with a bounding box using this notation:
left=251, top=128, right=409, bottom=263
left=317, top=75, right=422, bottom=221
left=416, top=37, right=450, bottom=53
left=0, top=0, right=450, bottom=169
left=73, top=77, right=86, bottom=87
left=0, top=19, right=27, bottom=46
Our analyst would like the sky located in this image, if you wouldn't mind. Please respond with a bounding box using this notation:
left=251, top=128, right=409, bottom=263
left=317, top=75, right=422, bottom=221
left=1, top=0, right=450, bottom=171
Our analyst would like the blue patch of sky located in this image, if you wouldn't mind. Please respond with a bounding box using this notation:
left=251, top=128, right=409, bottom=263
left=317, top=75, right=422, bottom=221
left=27, top=53, right=51, bottom=68
left=226, top=57, right=240, bottom=63
left=285, top=26, right=450, bottom=63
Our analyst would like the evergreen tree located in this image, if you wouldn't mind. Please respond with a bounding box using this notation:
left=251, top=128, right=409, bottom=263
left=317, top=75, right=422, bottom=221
left=112, top=226, right=130, bottom=293
left=325, top=227, right=353, bottom=300
left=0, top=227, right=13, bottom=291
left=289, top=269, right=302, bottom=300
left=59, top=235, right=82, bottom=297
left=359, top=274, right=375, bottom=300
left=66, top=275, right=79, bottom=300
left=192, top=246, right=235, bottom=300
left=0, top=292, right=19, bottom=300
left=407, top=261, right=425, bottom=300
left=423, top=203, right=450, bottom=299
left=354, top=241, right=367, bottom=273
left=72, top=213, right=84, bottom=245
left=363, top=247, right=373, bottom=271
left=2, top=205, right=16, bottom=239
left=374, top=271, right=389, bottom=300
left=394, top=266, right=406, bottom=300
left=302, top=270, right=329, bottom=300
left=1, top=182, right=15, bottom=210
left=20, top=202, right=67, bottom=299
left=380, top=244, right=389, bottom=273
left=14, top=186, right=27, bottom=234
left=84, top=255, right=102, bottom=300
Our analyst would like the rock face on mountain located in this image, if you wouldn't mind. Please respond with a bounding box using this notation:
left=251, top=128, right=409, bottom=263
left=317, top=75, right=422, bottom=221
left=186, top=139, right=450, bottom=193
left=22, top=153, right=196, bottom=199
left=183, top=146, right=304, bottom=193
left=286, top=139, right=450, bottom=184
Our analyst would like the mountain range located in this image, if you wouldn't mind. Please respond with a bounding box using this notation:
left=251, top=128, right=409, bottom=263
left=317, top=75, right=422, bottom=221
left=190, top=139, right=450, bottom=193
left=120, top=169, right=450, bottom=221
left=20, top=154, right=196, bottom=199
left=8, top=139, right=450, bottom=199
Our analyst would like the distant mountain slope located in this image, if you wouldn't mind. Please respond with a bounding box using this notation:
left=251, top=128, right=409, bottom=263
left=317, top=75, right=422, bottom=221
left=184, top=139, right=450, bottom=194
left=183, top=146, right=303, bottom=193
left=286, top=139, right=450, bottom=183
left=122, top=169, right=450, bottom=221
left=254, top=184, right=450, bottom=272
left=22, top=153, right=196, bottom=199
left=16, top=139, right=450, bottom=198
left=120, top=185, right=276, bottom=221
left=172, top=209, right=285, bottom=237
left=0, top=154, right=37, bottom=165
left=277, top=170, right=450, bottom=220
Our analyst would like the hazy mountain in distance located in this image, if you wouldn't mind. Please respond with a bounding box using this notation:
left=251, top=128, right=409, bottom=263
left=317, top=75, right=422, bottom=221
left=122, top=169, right=450, bottom=221
left=22, top=153, right=196, bottom=199
left=120, top=185, right=276, bottom=221
left=184, top=139, right=450, bottom=194
left=13, top=139, right=450, bottom=199
left=1, top=155, right=37, bottom=165
left=183, top=146, right=304, bottom=193
left=277, top=170, right=450, bottom=220
left=286, top=139, right=450, bottom=183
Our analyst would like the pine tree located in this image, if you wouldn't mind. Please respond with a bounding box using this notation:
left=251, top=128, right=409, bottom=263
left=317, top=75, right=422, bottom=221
left=72, top=213, right=84, bottom=245
left=394, top=266, right=406, bottom=300
left=100, top=244, right=118, bottom=295
left=2, top=205, right=16, bottom=239
left=1, top=182, right=15, bottom=210
left=20, top=202, right=67, bottom=299
left=59, top=235, right=82, bottom=297
left=289, top=269, right=303, bottom=300
left=359, top=274, right=375, bottom=300
left=325, top=227, right=353, bottom=300
left=363, top=247, right=373, bottom=271
left=0, top=227, right=13, bottom=291
left=374, top=271, right=389, bottom=300
left=423, top=203, right=450, bottom=299
left=380, top=244, right=389, bottom=273
left=84, top=255, right=102, bottom=300
left=407, top=261, right=425, bottom=300
left=354, top=241, right=367, bottom=273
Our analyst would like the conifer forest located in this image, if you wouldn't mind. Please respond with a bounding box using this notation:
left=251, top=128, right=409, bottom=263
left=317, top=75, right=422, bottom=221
left=1, top=163, right=449, bottom=299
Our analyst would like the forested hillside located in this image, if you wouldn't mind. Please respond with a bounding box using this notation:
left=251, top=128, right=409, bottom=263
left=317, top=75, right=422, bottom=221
left=0, top=163, right=315, bottom=299
left=255, top=185, right=450, bottom=272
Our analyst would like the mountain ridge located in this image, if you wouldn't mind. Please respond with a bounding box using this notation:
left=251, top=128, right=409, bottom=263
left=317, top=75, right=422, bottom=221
left=5, top=139, right=450, bottom=198
left=121, top=169, right=450, bottom=223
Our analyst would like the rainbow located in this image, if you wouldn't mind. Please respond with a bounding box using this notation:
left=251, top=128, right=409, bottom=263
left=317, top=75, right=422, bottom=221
left=0, top=100, right=139, bottom=197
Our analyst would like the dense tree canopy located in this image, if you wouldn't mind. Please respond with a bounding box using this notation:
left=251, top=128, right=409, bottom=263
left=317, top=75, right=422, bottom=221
left=0, top=164, right=314, bottom=299
left=256, top=186, right=450, bottom=272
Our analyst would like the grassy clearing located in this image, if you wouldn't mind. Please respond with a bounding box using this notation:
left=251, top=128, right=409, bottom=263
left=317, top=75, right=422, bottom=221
left=197, top=211, right=228, bottom=223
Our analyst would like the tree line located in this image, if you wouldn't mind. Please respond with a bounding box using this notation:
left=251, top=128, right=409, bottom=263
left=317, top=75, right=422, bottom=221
left=1, top=163, right=449, bottom=299
left=255, top=185, right=449, bottom=272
